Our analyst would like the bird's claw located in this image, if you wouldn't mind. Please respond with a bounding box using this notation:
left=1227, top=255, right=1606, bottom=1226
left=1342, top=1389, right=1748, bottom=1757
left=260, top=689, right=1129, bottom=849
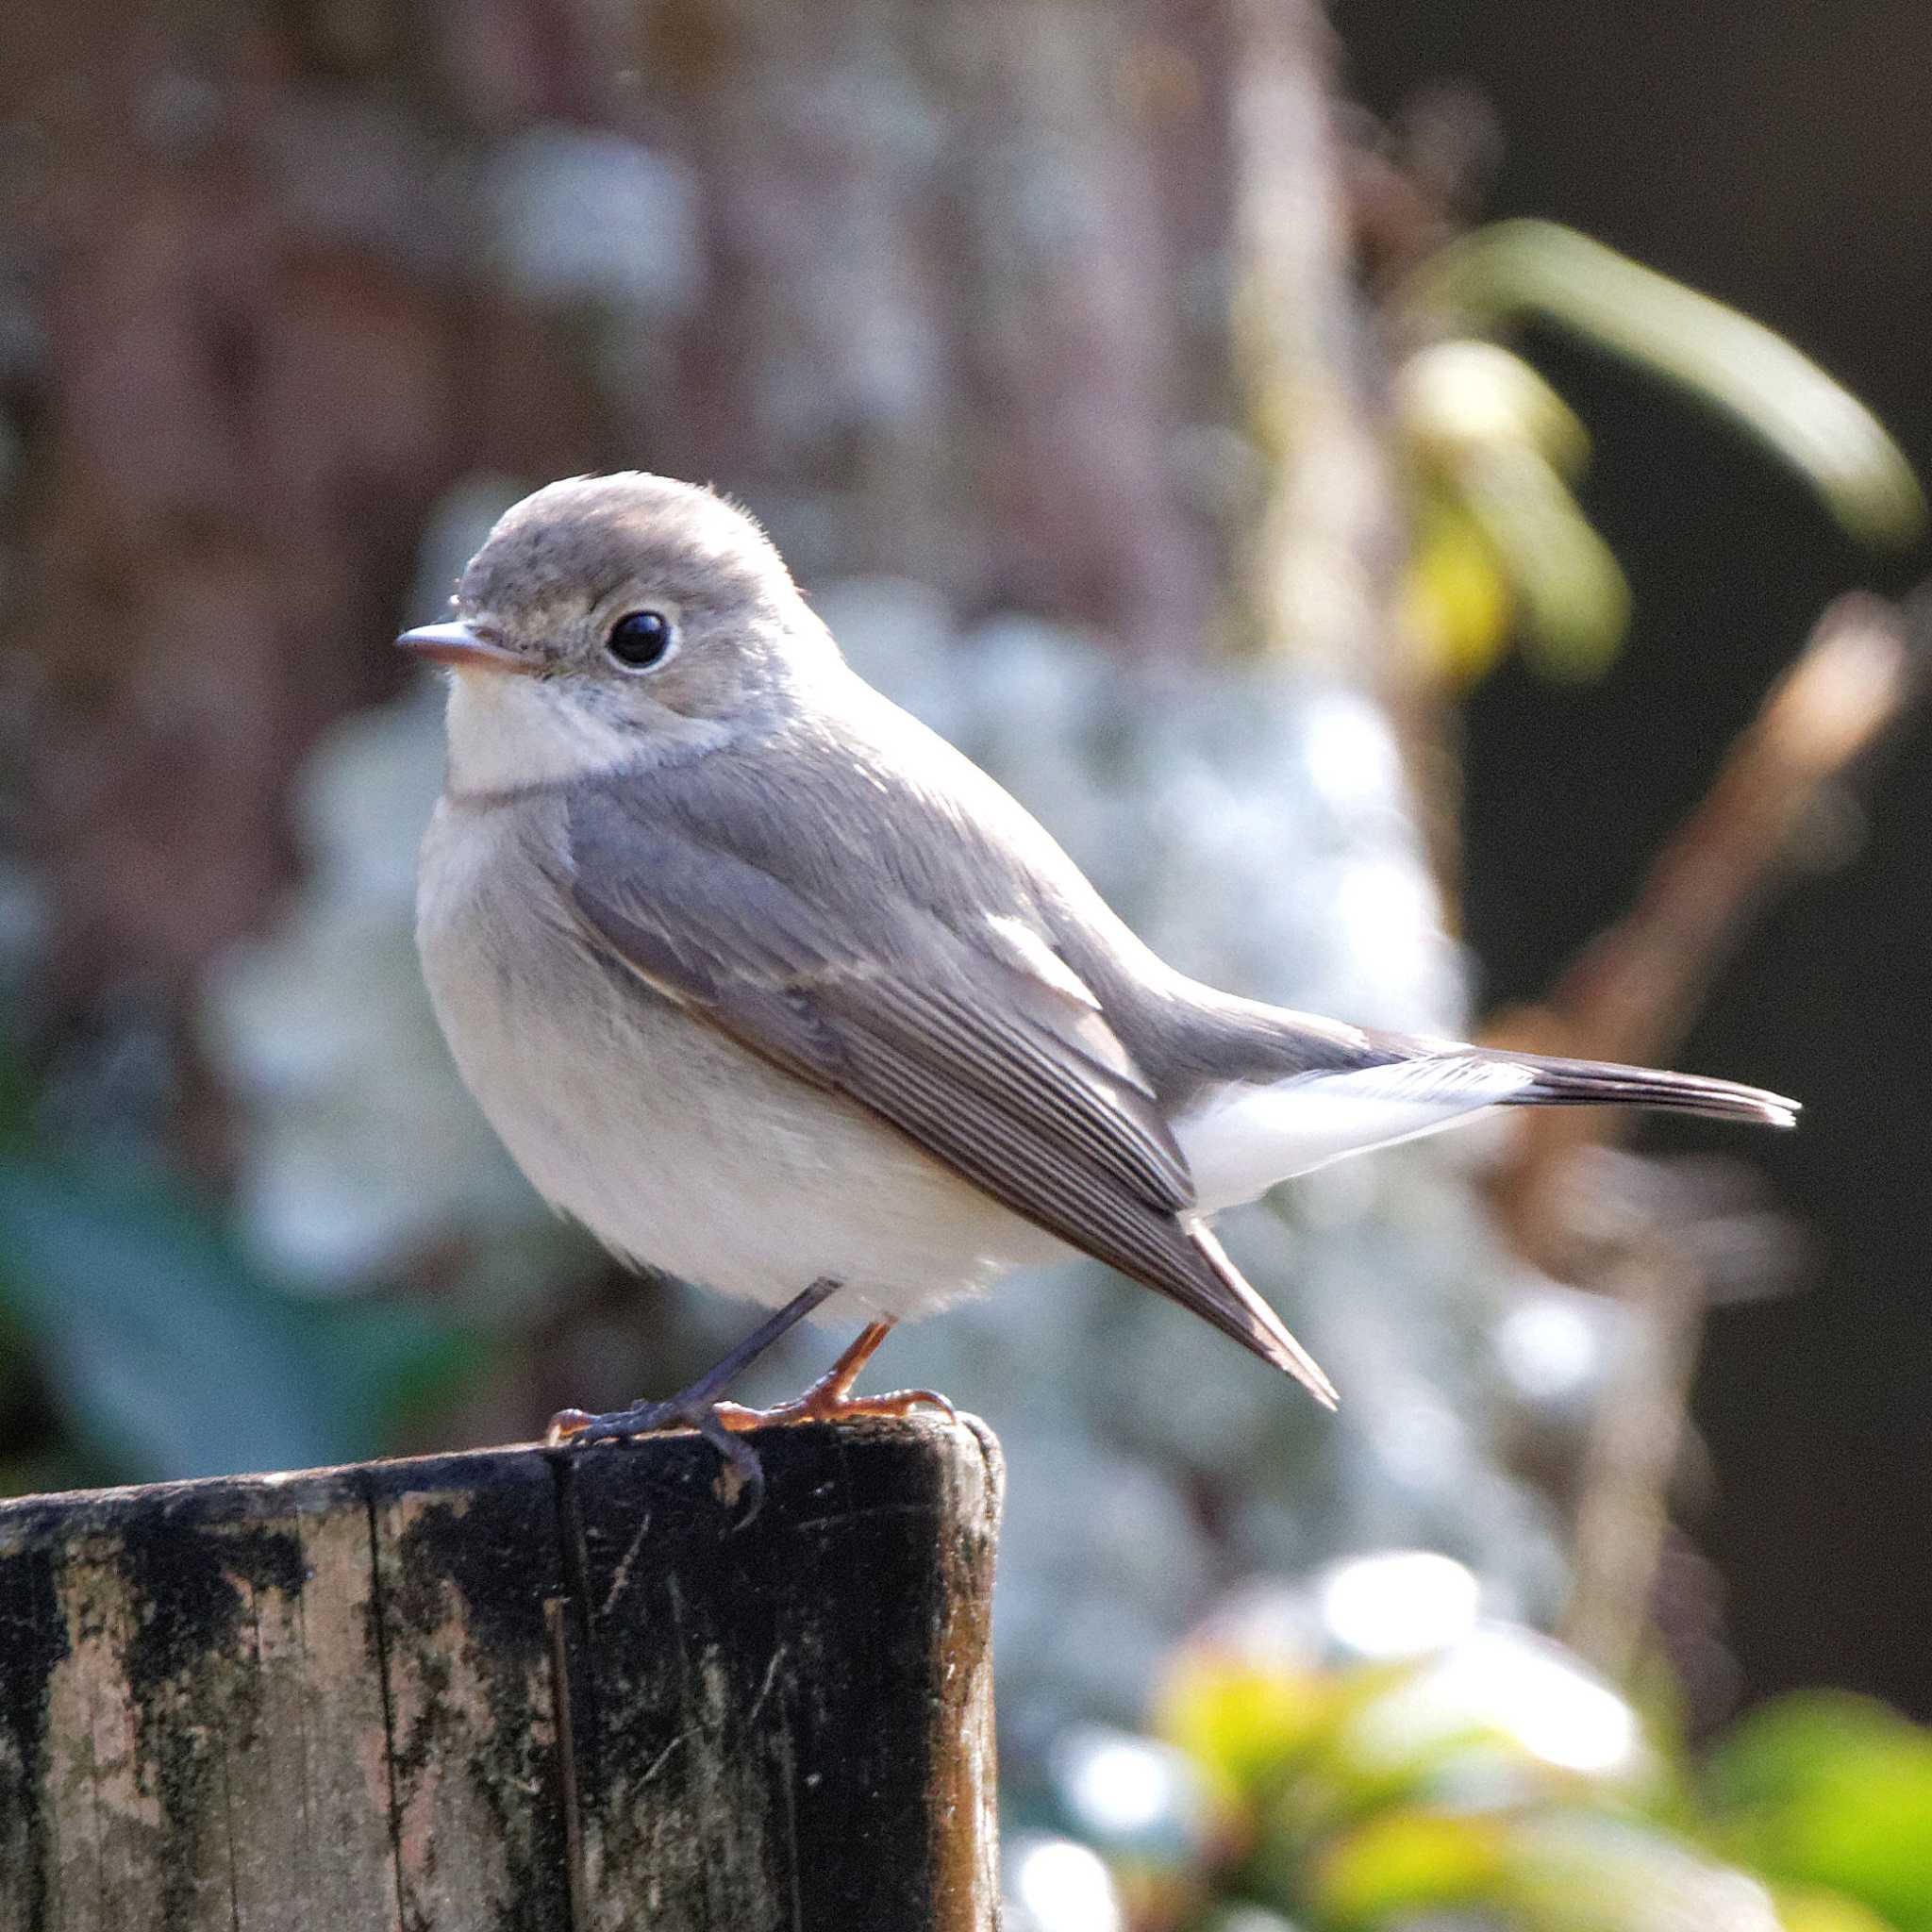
left=693, top=1407, right=768, bottom=1525
left=893, top=1387, right=958, bottom=1424
left=544, top=1396, right=771, bottom=1524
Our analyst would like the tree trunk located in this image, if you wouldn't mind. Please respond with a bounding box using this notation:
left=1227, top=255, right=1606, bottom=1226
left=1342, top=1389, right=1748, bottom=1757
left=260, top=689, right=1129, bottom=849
left=3, top=0, right=1403, bottom=1017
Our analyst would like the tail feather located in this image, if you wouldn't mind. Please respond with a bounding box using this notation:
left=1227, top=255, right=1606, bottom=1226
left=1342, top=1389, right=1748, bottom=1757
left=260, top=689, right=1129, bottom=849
left=1485, top=1050, right=1800, bottom=1128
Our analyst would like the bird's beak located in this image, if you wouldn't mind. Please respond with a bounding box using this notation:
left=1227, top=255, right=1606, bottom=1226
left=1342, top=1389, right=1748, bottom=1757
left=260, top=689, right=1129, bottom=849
left=395, top=620, right=536, bottom=675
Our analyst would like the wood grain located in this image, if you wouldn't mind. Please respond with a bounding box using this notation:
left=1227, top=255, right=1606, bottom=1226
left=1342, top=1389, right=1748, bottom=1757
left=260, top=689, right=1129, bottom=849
left=0, top=1415, right=1002, bottom=1931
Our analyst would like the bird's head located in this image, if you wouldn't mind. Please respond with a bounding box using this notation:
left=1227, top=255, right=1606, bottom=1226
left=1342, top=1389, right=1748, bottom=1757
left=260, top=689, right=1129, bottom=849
left=401, top=472, right=839, bottom=792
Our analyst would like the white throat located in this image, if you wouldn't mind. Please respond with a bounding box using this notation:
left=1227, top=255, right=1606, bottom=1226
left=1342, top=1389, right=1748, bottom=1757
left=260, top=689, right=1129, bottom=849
left=442, top=671, right=670, bottom=793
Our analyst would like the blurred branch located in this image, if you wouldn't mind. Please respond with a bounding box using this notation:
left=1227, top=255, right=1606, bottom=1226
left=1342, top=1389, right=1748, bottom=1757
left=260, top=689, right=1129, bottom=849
left=1481, top=585, right=1931, bottom=1681
left=1230, top=0, right=1467, bottom=898
left=1552, top=1185, right=1715, bottom=1682
left=1487, top=588, right=1928, bottom=1269
left=1230, top=0, right=1405, bottom=678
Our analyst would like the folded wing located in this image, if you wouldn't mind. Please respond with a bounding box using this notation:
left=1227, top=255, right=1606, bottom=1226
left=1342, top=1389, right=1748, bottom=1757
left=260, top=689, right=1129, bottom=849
left=563, top=782, right=1336, bottom=1403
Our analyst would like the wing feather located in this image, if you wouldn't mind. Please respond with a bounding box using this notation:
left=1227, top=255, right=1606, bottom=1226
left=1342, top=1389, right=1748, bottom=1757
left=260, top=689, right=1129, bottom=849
left=562, top=781, right=1333, bottom=1399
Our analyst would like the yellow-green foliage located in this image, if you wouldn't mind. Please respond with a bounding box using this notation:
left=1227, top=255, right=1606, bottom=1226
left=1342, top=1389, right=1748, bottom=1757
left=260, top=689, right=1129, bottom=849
left=1392, top=221, right=1924, bottom=687
left=1032, top=1555, right=1932, bottom=1932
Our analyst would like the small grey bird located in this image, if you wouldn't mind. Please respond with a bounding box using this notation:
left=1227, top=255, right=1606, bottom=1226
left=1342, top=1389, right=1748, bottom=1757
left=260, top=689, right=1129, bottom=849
left=406, top=473, right=1795, bottom=1496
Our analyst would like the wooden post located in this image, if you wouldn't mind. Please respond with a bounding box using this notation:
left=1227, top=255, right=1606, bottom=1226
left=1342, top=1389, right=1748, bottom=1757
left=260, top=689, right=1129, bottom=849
left=0, top=1413, right=1002, bottom=1931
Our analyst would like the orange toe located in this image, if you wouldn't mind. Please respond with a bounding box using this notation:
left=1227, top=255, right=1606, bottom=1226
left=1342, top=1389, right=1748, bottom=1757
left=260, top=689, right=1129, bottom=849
left=711, top=1386, right=957, bottom=1430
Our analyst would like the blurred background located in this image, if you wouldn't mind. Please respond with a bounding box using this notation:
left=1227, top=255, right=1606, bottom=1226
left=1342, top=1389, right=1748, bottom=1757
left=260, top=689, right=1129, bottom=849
left=2, top=2, right=1928, bottom=1926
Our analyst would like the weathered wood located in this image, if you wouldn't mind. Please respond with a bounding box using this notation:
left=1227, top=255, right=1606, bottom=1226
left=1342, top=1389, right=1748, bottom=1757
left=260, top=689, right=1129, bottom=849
left=0, top=1414, right=1003, bottom=1931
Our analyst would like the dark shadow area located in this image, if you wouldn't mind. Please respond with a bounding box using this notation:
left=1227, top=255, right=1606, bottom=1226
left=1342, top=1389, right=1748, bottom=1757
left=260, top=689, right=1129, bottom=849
left=1340, top=0, right=1932, bottom=1717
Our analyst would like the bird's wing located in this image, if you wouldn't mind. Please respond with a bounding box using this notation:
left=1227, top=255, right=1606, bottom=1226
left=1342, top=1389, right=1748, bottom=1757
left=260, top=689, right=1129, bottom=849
left=563, top=780, right=1334, bottom=1401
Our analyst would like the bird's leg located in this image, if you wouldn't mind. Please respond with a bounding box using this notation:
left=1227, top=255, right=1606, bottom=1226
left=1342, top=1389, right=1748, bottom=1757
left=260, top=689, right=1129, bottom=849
left=546, top=1293, right=954, bottom=1525
left=545, top=1275, right=843, bottom=1483
left=712, top=1319, right=955, bottom=1429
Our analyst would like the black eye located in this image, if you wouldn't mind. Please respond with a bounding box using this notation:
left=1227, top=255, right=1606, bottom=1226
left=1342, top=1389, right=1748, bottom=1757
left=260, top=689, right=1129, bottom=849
left=606, top=609, right=675, bottom=669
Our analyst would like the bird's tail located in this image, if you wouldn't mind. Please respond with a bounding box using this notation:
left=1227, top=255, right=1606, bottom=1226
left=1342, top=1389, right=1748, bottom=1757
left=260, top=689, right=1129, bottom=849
left=1485, top=1051, right=1799, bottom=1128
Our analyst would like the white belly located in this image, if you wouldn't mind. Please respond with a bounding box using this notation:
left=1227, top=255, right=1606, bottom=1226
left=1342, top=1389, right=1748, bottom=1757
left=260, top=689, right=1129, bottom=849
left=417, top=805, right=1065, bottom=1323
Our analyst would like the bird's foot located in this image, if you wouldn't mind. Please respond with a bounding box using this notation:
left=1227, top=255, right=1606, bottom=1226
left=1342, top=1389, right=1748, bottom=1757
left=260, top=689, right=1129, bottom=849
left=541, top=1385, right=951, bottom=1526
left=547, top=1393, right=774, bottom=1519
left=547, top=1393, right=725, bottom=1448
left=542, top=1375, right=953, bottom=1455
left=711, top=1316, right=955, bottom=1432
left=712, top=1385, right=958, bottom=1429
left=542, top=1314, right=950, bottom=1526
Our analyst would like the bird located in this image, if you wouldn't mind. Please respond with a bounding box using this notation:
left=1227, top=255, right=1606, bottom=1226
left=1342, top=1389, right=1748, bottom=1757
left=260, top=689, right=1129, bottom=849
left=404, top=472, right=1796, bottom=1506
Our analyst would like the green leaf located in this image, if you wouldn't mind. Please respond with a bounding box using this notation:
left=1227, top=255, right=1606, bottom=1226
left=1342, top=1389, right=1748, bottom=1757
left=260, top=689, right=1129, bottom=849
left=1709, top=1693, right=1912, bottom=1815
left=0, top=1156, right=471, bottom=1485
left=1407, top=219, right=1927, bottom=550
left=1400, top=486, right=1518, bottom=685
left=1710, top=1692, right=1932, bottom=1932
left=1774, top=1889, right=1902, bottom=1932
left=1311, top=1807, right=1508, bottom=1924
left=1443, top=439, right=1631, bottom=678
left=1396, top=339, right=1592, bottom=476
